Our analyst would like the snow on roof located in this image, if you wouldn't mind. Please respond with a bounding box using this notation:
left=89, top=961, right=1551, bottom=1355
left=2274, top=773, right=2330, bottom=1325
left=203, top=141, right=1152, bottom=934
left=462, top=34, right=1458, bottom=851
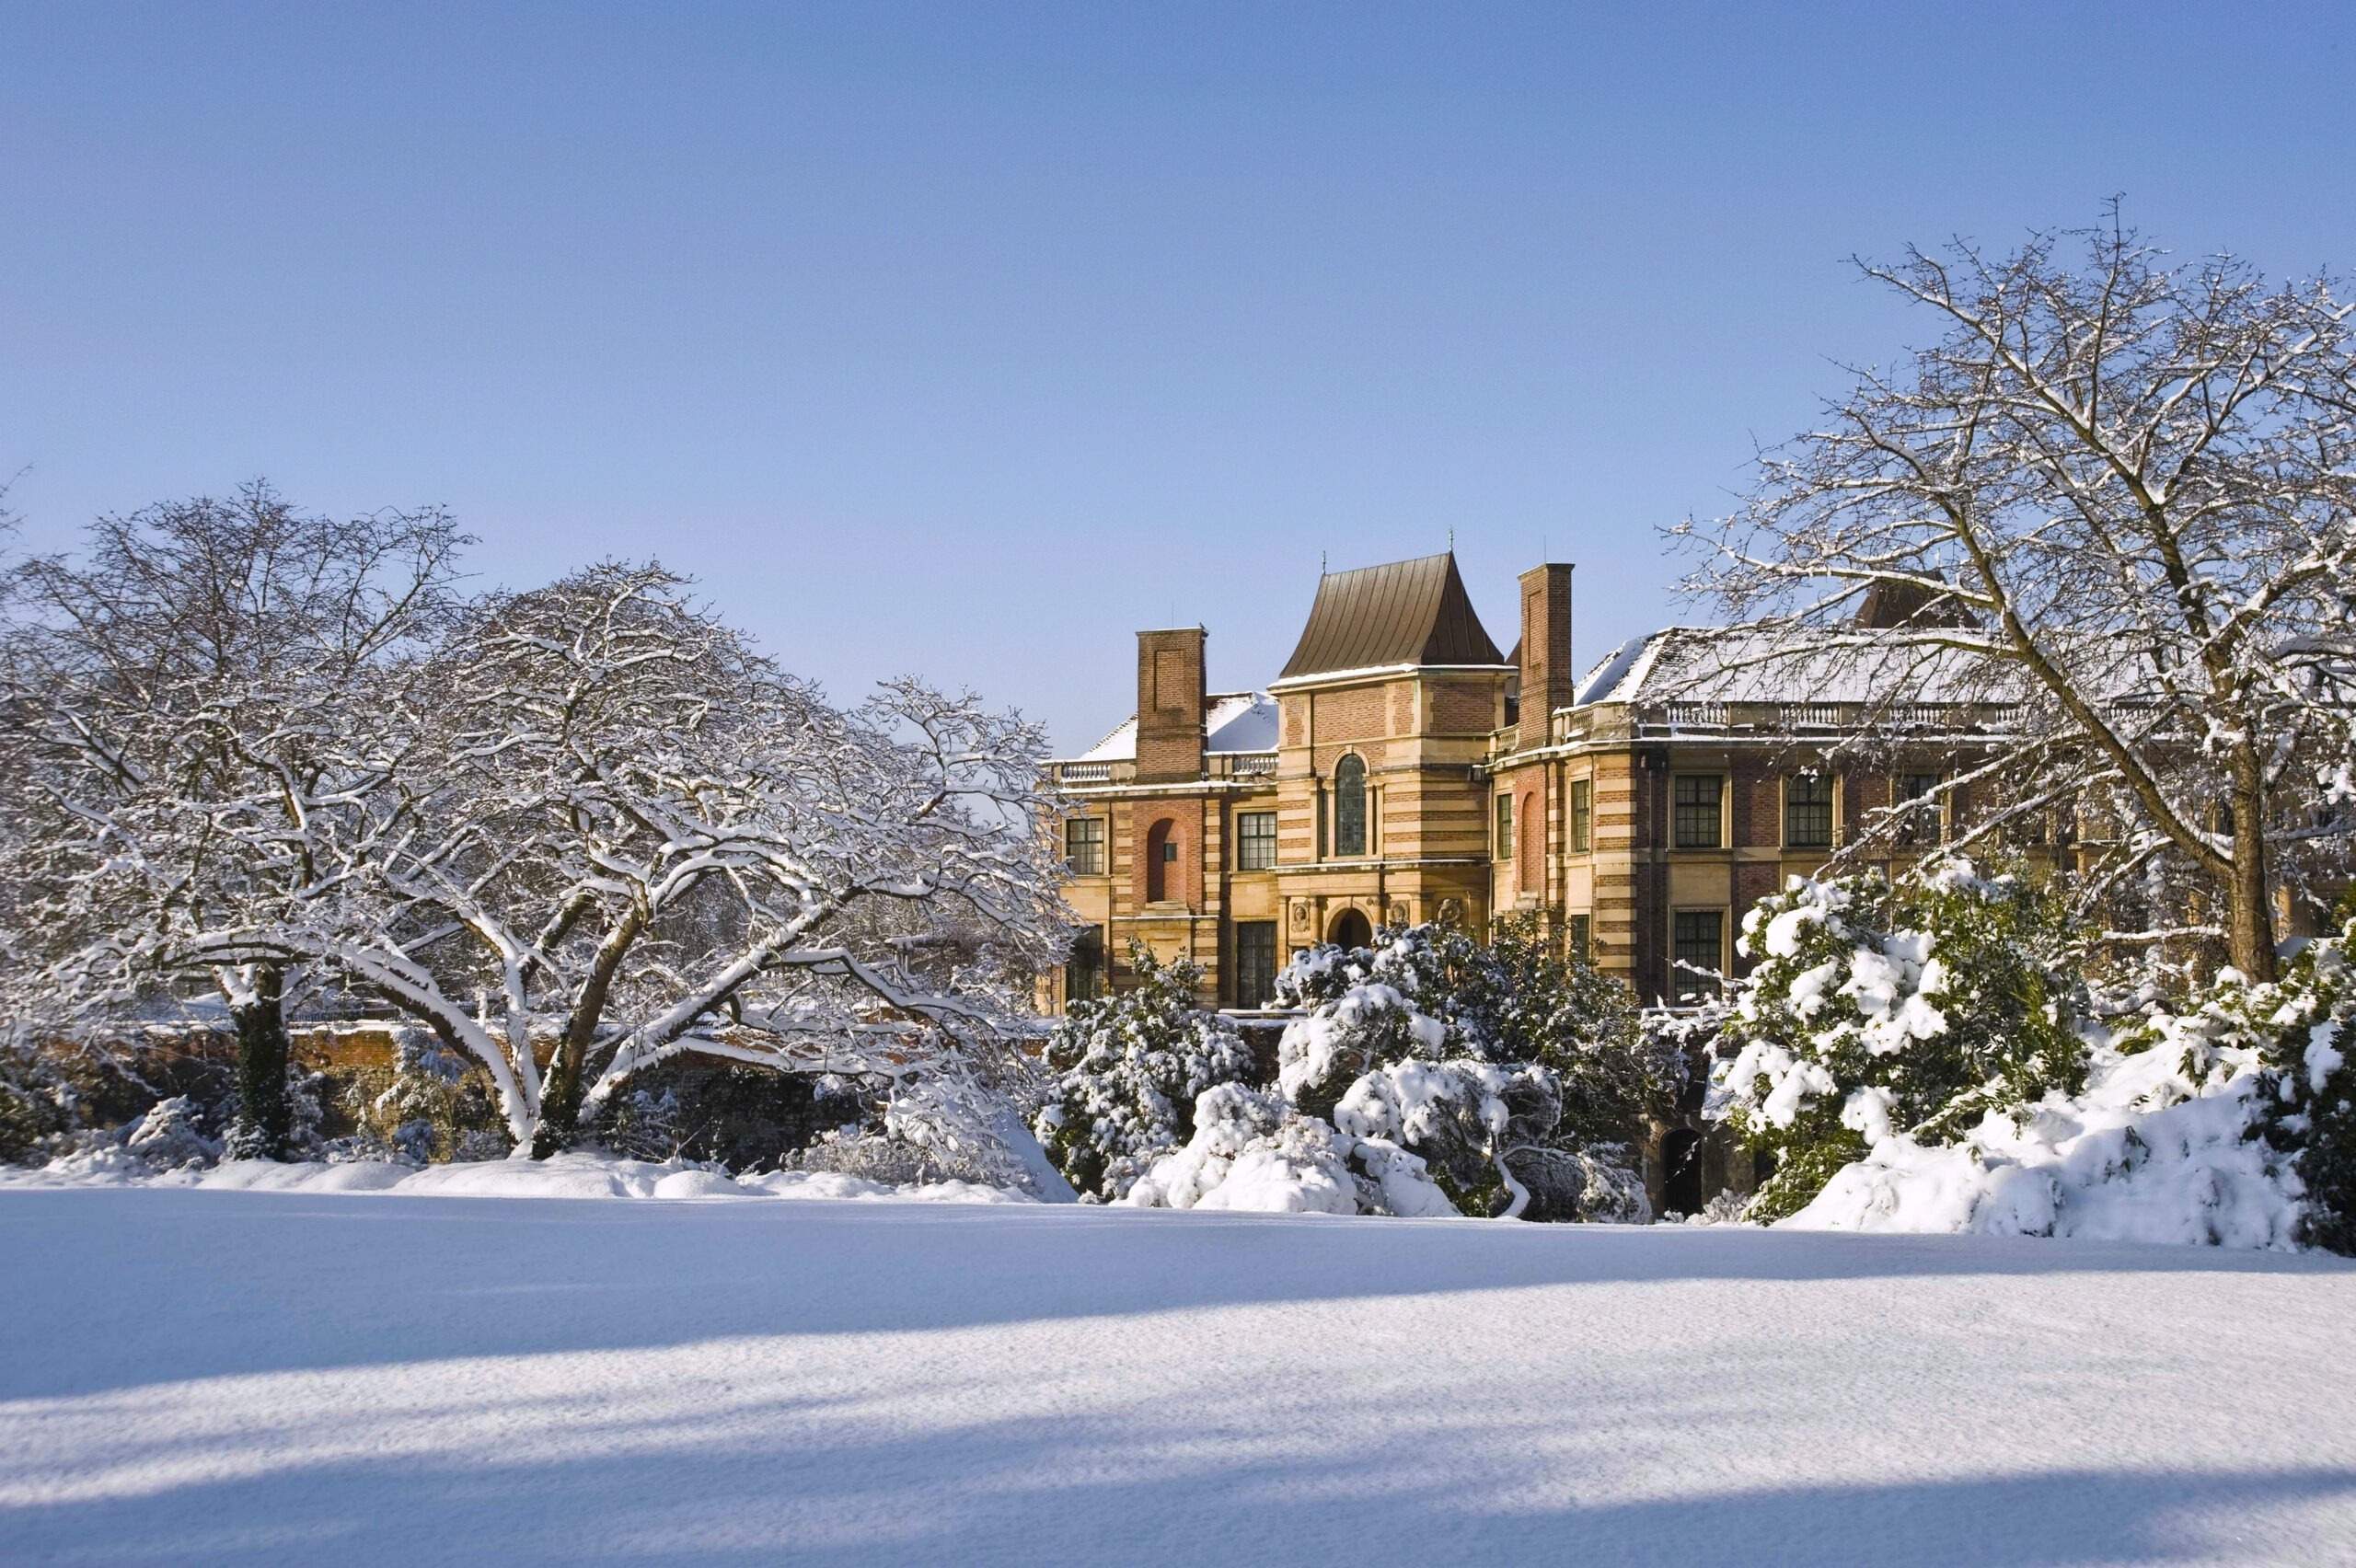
left=1570, top=627, right=2020, bottom=709
left=1073, top=716, right=1138, bottom=763
left=1206, top=692, right=1278, bottom=753
left=1064, top=693, right=1276, bottom=763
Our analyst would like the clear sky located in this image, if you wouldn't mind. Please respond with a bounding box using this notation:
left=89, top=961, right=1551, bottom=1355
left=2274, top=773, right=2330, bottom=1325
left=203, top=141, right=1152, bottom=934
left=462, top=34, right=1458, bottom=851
left=3, top=3, right=2349, bottom=752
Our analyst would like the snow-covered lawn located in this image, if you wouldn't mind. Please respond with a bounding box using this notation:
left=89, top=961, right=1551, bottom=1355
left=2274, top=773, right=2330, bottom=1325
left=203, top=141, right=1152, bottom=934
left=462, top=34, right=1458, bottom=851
left=3, top=1191, right=2353, bottom=1567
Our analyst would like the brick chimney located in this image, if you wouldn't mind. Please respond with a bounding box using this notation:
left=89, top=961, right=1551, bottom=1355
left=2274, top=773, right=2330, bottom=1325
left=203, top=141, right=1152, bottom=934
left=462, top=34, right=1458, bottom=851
left=1518, top=563, right=1573, bottom=750
left=1135, top=627, right=1207, bottom=782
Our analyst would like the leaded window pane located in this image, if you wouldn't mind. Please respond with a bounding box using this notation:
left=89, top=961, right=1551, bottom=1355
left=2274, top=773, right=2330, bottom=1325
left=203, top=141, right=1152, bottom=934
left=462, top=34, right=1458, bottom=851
left=1065, top=817, right=1105, bottom=875
left=1237, top=812, right=1278, bottom=870
left=1234, top=922, right=1278, bottom=1008
left=1673, top=775, right=1722, bottom=849
left=1672, top=911, right=1723, bottom=1000
left=1785, top=775, right=1834, bottom=849
left=1334, top=755, right=1368, bottom=858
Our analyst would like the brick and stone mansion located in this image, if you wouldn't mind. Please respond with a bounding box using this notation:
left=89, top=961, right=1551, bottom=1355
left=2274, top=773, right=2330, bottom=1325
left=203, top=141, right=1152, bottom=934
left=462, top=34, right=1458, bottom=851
left=1046, top=550, right=2013, bottom=1016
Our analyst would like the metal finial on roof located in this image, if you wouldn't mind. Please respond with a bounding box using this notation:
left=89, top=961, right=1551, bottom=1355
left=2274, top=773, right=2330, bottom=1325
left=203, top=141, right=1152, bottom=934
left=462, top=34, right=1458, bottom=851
left=1322, top=550, right=1327, bottom=575
left=1449, top=526, right=1454, bottom=552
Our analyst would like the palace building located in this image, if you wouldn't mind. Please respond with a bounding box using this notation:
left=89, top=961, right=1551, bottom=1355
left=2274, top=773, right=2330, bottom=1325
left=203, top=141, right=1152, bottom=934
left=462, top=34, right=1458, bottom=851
left=1045, top=551, right=2035, bottom=1209
left=1049, top=548, right=2015, bottom=999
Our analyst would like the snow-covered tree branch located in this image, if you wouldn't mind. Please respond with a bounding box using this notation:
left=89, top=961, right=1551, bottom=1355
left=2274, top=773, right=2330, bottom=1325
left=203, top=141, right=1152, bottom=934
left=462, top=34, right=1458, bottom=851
left=0, top=484, right=468, bottom=1156
left=1672, top=207, right=2356, bottom=979
left=269, top=562, right=1070, bottom=1154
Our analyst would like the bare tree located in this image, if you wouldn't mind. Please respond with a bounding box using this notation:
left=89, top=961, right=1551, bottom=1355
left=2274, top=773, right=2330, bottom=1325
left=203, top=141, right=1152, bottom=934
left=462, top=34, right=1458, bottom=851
left=0, top=483, right=468, bottom=1155
left=170, top=563, right=1070, bottom=1157
left=1677, top=209, right=2356, bottom=980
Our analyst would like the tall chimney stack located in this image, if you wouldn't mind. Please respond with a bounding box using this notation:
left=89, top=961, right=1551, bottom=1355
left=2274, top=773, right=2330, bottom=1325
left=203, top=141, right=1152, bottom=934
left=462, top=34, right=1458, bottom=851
left=1134, top=627, right=1207, bottom=782
left=1518, top=563, right=1573, bottom=750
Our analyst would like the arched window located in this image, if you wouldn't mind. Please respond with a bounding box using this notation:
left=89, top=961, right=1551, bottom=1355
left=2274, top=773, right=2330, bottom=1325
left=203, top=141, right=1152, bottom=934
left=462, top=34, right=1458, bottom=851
left=1145, top=817, right=1177, bottom=903
left=1334, top=755, right=1367, bottom=858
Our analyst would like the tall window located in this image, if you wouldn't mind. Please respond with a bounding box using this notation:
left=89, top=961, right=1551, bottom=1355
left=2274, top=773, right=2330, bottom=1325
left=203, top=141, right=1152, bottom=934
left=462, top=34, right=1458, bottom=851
left=1673, top=775, right=1723, bottom=848
left=1899, top=774, right=1943, bottom=846
left=1567, top=912, right=1592, bottom=961
left=1334, top=755, right=1368, bottom=858
left=1569, top=778, right=1593, bottom=853
left=1064, top=816, right=1105, bottom=875
left=1784, top=774, right=1834, bottom=849
left=1145, top=818, right=1176, bottom=902
left=1236, top=811, right=1278, bottom=870
left=1065, top=928, right=1105, bottom=1004
left=1233, top=921, right=1278, bottom=1008
left=1672, top=911, right=1724, bottom=1001
left=1519, top=789, right=1542, bottom=890
left=1496, top=794, right=1515, bottom=859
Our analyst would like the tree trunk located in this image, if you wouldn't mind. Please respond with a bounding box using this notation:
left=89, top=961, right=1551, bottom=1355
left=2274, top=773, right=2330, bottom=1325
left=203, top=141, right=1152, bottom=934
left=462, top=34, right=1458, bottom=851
left=532, top=909, right=646, bottom=1159
left=2226, top=756, right=2277, bottom=983
left=227, top=964, right=293, bottom=1160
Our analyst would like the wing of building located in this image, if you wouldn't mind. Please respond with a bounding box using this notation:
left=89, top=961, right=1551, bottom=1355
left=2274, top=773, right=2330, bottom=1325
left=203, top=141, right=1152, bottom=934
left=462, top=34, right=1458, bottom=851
left=1045, top=552, right=2035, bottom=1019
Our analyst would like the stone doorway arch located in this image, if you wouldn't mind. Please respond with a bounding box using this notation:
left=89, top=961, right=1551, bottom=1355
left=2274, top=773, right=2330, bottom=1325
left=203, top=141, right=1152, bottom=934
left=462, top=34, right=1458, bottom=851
left=1327, top=906, right=1373, bottom=951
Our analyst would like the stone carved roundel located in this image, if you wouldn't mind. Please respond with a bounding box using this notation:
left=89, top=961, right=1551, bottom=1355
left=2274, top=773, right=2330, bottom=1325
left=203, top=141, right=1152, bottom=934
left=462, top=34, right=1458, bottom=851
left=1290, top=901, right=1311, bottom=926
left=1389, top=903, right=1409, bottom=924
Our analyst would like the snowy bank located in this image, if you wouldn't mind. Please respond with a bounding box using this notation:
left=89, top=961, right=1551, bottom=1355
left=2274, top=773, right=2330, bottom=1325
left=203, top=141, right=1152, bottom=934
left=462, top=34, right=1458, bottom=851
left=2, top=1190, right=2350, bottom=1566
left=0, top=1148, right=1036, bottom=1205
left=1782, top=1043, right=2299, bottom=1247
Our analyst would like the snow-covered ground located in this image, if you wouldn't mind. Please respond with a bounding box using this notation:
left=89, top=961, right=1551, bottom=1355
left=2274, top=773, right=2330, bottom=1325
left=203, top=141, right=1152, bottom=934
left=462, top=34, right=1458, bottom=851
left=3, top=1191, right=2352, bottom=1567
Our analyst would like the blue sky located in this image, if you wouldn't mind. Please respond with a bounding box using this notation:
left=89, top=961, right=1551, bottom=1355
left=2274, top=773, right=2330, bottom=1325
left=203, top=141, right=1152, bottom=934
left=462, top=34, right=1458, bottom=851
left=2, top=3, right=2350, bottom=751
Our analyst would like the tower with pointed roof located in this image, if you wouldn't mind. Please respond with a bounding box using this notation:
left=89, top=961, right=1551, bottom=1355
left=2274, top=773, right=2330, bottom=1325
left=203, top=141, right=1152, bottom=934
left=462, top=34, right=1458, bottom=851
left=1045, top=550, right=1514, bottom=1017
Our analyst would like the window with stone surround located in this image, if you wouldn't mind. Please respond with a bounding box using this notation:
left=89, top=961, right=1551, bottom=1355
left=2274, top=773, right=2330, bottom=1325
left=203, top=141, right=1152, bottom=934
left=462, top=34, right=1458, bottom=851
left=1233, top=921, right=1278, bottom=1008
left=1334, top=755, right=1368, bottom=858
left=1672, top=910, right=1724, bottom=1000
left=1784, top=774, right=1834, bottom=849
left=1065, top=928, right=1105, bottom=1004
left=1236, top=812, right=1277, bottom=870
left=1673, top=775, right=1723, bottom=849
left=1569, top=778, right=1593, bottom=852
left=1065, top=816, right=1105, bottom=875
left=1899, top=774, right=1944, bottom=846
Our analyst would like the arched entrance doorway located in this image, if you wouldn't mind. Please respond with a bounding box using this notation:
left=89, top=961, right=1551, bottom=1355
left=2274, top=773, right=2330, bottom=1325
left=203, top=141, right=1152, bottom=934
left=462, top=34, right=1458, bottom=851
left=1327, top=906, right=1372, bottom=951
left=1662, top=1128, right=1703, bottom=1218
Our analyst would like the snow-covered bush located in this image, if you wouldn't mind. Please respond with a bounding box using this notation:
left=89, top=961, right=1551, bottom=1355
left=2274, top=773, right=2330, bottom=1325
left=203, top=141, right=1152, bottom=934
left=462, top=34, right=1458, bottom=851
left=1714, top=864, right=2090, bottom=1220
left=1782, top=1034, right=2302, bottom=1246
left=602, top=1087, right=687, bottom=1162
left=121, top=1095, right=221, bottom=1170
left=1728, top=873, right=2356, bottom=1251
left=1295, top=922, right=1672, bottom=1218
left=342, top=1031, right=511, bottom=1163
left=2177, top=917, right=2356, bottom=1252
left=1122, top=1080, right=1457, bottom=1216
left=1124, top=921, right=1667, bottom=1220
left=0, top=1031, right=74, bottom=1165
left=788, top=1050, right=1065, bottom=1199
left=1033, top=946, right=1254, bottom=1200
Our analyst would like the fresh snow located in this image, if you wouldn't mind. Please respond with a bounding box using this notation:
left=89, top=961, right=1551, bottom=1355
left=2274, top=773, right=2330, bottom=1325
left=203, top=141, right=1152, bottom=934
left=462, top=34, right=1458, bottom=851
left=2, top=1150, right=1036, bottom=1205
left=4, top=1190, right=2353, bottom=1565
left=1785, top=1044, right=2301, bottom=1248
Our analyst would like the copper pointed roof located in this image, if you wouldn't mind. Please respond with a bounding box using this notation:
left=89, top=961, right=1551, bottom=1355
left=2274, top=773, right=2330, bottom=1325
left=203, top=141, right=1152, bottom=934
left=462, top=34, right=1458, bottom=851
left=1276, top=551, right=1506, bottom=681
